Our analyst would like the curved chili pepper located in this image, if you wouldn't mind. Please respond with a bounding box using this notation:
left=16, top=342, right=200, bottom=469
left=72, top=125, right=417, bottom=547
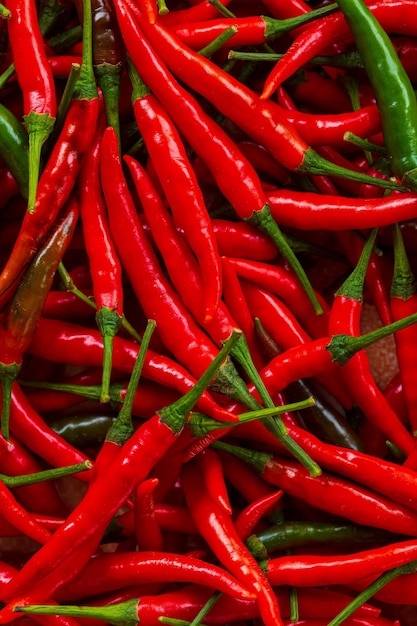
left=214, top=440, right=417, bottom=536
left=0, top=0, right=100, bottom=301
left=0, top=433, right=66, bottom=517
left=6, top=0, right=57, bottom=210
left=234, top=489, right=283, bottom=541
left=266, top=189, right=417, bottom=231
left=78, top=118, right=123, bottom=403
left=125, top=63, right=221, bottom=322
left=261, top=537, right=417, bottom=588
left=55, top=550, right=255, bottom=602
left=181, top=459, right=283, bottom=626
left=0, top=198, right=79, bottom=440
left=171, top=7, right=339, bottom=50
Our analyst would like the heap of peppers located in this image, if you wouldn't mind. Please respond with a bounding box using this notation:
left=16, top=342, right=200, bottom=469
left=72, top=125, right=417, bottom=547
left=2, top=0, right=417, bottom=623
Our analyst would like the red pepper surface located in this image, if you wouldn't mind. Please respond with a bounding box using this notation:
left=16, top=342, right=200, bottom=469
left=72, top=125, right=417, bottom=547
left=78, top=117, right=123, bottom=403
left=126, top=64, right=221, bottom=322
left=215, top=441, right=417, bottom=536
left=100, top=126, right=259, bottom=412
left=181, top=460, right=284, bottom=626
left=0, top=331, right=241, bottom=606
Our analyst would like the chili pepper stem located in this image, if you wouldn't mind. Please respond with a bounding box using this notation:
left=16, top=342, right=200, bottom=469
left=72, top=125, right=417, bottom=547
left=329, top=310, right=417, bottom=365
left=300, top=148, right=407, bottom=191
left=25, top=111, right=56, bottom=213
left=248, top=204, right=323, bottom=315
left=95, top=306, right=123, bottom=404
left=15, top=599, right=139, bottom=626
left=95, top=63, right=122, bottom=148
left=0, top=362, right=20, bottom=441
left=1, top=460, right=92, bottom=488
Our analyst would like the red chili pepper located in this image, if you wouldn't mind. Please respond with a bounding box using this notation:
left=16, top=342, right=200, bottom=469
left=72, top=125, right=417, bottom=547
left=195, top=447, right=232, bottom=515
left=125, top=63, right=221, bottom=322
left=0, top=331, right=241, bottom=604
left=6, top=0, right=57, bottom=210
left=328, top=230, right=414, bottom=455
left=28, top=318, right=236, bottom=423
left=266, top=189, right=417, bottom=231
left=234, top=489, right=283, bottom=541
left=181, top=459, right=284, bottom=626
left=0, top=0, right=100, bottom=303
left=0, top=433, right=66, bottom=517
left=390, top=224, right=417, bottom=433
left=215, top=440, right=417, bottom=536
left=0, top=198, right=79, bottom=440
left=78, top=117, right=123, bottom=403
left=133, top=478, right=164, bottom=551
left=100, top=126, right=258, bottom=412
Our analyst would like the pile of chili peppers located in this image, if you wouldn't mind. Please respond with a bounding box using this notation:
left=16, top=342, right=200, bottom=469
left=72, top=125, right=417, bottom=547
left=3, top=0, right=417, bottom=624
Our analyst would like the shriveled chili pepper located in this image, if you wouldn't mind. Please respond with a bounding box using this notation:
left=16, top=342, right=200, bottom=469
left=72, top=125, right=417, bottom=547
left=181, top=459, right=284, bottom=626
left=0, top=0, right=100, bottom=301
left=126, top=63, right=221, bottom=323
left=78, top=117, right=123, bottom=403
left=5, top=0, right=57, bottom=210
left=0, top=198, right=79, bottom=440
left=0, top=331, right=242, bottom=603
left=214, top=440, right=417, bottom=536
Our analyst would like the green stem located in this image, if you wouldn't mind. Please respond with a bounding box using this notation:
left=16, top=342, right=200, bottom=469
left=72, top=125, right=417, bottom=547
left=25, top=111, right=56, bottom=212
left=104, top=319, right=155, bottom=446
left=0, top=3, right=10, bottom=17
left=343, top=132, right=388, bottom=156
left=158, top=330, right=243, bottom=435
left=0, top=61, right=15, bottom=90
left=249, top=204, right=324, bottom=315
left=73, top=0, right=97, bottom=100
left=0, top=362, right=20, bottom=441
left=263, top=4, right=338, bottom=40
left=15, top=599, right=140, bottom=626
left=335, top=228, right=377, bottom=301
left=95, top=63, right=122, bottom=149
left=301, top=148, right=407, bottom=192
left=329, top=310, right=417, bottom=365
left=391, top=223, right=416, bottom=300
left=58, top=263, right=142, bottom=343
left=48, top=24, right=82, bottom=53
left=198, top=26, right=238, bottom=58
left=1, top=460, right=92, bottom=488
left=187, top=398, right=316, bottom=437
left=327, top=559, right=417, bottom=626
left=95, top=307, right=123, bottom=403
left=207, top=0, right=235, bottom=18
left=189, top=591, right=222, bottom=626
